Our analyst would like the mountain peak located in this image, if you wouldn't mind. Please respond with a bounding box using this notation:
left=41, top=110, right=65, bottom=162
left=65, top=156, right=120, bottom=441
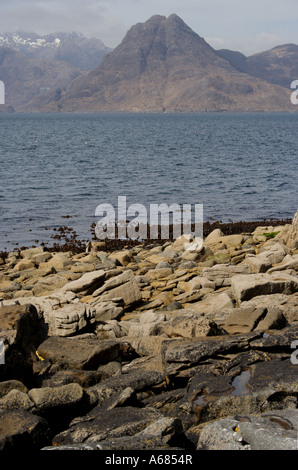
left=14, top=15, right=296, bottom=113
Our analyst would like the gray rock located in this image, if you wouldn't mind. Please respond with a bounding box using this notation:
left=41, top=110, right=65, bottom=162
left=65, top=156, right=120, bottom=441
left=163, top=333, right=259, bottom=366
left=241, top=293, right=298, bottom=324
left=89, top=369, right=167, bottom=406
left=91, top=298, right=124, bottom=322
left=28, top=383, right=84, bottom=412
left=0, top=389, right=34, bottom=412
left=0, top=380, right=28, bottom=398
left=197, top=408, right=298, bottom=450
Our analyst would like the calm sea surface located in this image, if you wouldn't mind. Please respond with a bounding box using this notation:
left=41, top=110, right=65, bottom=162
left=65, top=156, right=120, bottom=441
left=0, top=112, right=297, bottom=251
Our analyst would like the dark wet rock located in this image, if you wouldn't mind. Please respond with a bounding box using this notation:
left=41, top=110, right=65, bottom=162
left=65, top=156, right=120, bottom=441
left=88, top=369, right=167, bottom=406
left=168, top=358, right=298, bottom=428
left=43, top=417, right=185, bottom=450
left=162, top=333, right=261, bottom=373
left=36, top=336, right=121, bottom=370
left=250, top=324, right=298, bottom=351
left=0, top=379, right=28, bottom=398
left=0, top=389, right=34, bottom=412
left=0, top=409, right=51, bottom=451
left=38, top=368, right=103, bottom=388
left=0, top=303, right=46, bottom=383
left=52, top=406, right=163, bottom=446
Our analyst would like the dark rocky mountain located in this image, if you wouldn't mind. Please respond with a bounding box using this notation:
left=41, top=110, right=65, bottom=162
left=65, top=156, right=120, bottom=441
left=0, top=32, right=112, bottom=70
left=0, top=47, right=86, bottom=109
left=35, top=14, right=294, bottom=113
left=217, top=43, right=298, bottom=89
left=1, top=15, right=297, bottom=112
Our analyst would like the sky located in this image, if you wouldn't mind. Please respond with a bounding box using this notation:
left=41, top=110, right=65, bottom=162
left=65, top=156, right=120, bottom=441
left=0, top=0, right=297, bottom=56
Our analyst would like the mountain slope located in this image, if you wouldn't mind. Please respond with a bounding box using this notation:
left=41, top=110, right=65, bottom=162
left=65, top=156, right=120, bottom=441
left=217, top=44, right=298, bottom=88
left=38, top=14, right=294, bottom=113
left=0, top=47, right=85, bottom=109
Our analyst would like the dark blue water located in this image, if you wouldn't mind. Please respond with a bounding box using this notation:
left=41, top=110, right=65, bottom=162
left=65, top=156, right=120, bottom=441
left=0, top=112, right=297, bottom=251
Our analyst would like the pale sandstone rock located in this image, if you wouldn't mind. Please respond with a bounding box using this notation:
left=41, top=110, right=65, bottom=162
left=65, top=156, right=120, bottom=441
left=61, top=269, right=106, bottom=295
left=187, top=291, right=235, bottom=316
left=202, top=263, right=252, bottom=287
left=43, top=302, right=96, bottom=337
left=204, top=228, right=224, bottom=244
left=93, top=269, right=142, bottom=307
left=231, top=271, right=298, bottom=304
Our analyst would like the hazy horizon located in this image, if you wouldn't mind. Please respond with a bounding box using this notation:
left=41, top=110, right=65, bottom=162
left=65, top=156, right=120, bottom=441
left=0, top=0, right=297, bottom=56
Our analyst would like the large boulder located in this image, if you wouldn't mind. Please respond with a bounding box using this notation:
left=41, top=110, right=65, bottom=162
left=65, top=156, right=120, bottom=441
left=0, top=304, right=45, bottom=382
left=0, top=409, right=51, bottom=451
left=42, top=303, right=96, bottom=337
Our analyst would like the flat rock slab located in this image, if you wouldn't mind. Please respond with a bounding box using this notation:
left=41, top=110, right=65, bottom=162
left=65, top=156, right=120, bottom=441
left=61, top=270, right=106, bottom=295
left=221, top=306, right=287, bottom=334
left=197, top=408, right=298, bottom=450
left=163, top=333, right=260, bottom=366
left=89, top=369, right=167, bottom=405
left=52, top=406, right=163, bottom=446
left=231, top=271, right=298, bottom=304
left=37, top=336, right=121, bottom=370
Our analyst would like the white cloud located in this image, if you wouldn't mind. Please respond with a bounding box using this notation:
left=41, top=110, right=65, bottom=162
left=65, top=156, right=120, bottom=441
left=0, top=0, right=297, bottom=52
left=206, top=32, right=286, bottom=56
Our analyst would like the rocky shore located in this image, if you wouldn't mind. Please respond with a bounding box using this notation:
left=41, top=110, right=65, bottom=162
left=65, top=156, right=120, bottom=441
left=0, top=212, right=297, bottom=451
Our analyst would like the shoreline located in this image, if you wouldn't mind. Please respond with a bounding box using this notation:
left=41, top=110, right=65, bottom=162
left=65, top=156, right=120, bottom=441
left=0, top=211, right=297, bottom=450
left=0, top=216, right=293, bottom=259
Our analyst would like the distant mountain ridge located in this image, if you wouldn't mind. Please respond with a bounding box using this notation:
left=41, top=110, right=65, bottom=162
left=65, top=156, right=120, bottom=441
left=0, top=47, right=86, bottom=109
left=0, top=15, right=297, bottom=112
left=0, top=31, right=112, bottom=70
left=38, top=14, right=296, bottom=113
left=217, top=43, right=298, bottom=88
